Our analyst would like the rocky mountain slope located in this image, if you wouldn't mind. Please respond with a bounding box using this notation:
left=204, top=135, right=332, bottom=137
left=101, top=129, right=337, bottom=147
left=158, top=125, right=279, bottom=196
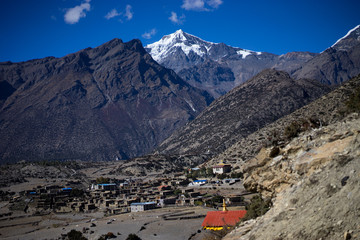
left=210, top=74, right=360, bottom=167
left=0, top=39, right=213, bottom=163
left=146, top=30, right=316, bottom=98
left=156, top=69, right=331, bottom=157
left=293, top=25, right=360, bottom=85
left=225, top=112, right=360, bottom=240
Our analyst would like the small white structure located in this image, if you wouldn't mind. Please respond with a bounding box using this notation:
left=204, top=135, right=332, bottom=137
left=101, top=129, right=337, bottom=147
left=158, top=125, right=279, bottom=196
left=130, top=202, right=157, bottom=212
left=188, top=179, right=208, bottom=186
left=91, top=183, right=117, bottom=191
left=212, top=164, right=231, bottom=174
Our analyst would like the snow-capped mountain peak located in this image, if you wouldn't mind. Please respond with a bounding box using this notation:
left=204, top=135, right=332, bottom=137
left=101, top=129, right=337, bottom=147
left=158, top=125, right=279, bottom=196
left=331, top=24, right=360, bottom=51
left=145, top=29, right=263, bottom=70
left=145, top=29, right=213, bottom=63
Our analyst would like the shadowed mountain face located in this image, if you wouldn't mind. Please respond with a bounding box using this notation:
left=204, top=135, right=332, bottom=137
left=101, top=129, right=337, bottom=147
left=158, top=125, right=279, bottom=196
left=293, top=25, right=360, bottom=85
left=156, top=69, right=331, bottom=156
left=0, top=39, right=213, bottom=163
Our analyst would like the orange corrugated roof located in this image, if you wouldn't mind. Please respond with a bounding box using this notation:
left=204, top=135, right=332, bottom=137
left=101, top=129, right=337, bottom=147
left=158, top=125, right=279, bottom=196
left=201, top=210, right=247, bottom=227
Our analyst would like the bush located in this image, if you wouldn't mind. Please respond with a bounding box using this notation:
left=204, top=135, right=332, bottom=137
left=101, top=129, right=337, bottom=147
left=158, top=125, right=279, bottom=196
left=284, top=121, right=301, bottom=140
left=211, top=195, right=223, bottom=203
left=230, top=172, right=243, bottom=179
left=243, top=195, right=271, bottom=221
left=96, top=177, right=110, bottom=184
left=173, top=189, right=182, bottom=196
left=346, top=87, right=360, bottom=113
left=217, top=173, right=228, bottom=180
left=269, top=146, right=280, bottom=158
left=67, top=229, right=87, bottom=240
left=126, top=233, right=142, bottom=240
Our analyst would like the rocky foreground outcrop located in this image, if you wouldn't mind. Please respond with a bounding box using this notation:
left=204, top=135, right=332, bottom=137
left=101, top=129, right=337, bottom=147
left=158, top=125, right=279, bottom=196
left=225, top=113, right=360, bottom=240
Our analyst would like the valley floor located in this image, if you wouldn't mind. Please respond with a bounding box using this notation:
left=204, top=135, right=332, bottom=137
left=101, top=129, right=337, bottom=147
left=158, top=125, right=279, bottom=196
left=0, top=206, right=211, bottom=240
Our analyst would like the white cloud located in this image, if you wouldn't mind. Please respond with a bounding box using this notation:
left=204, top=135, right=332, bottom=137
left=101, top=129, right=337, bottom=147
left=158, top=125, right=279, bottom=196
left=105, top=9, right=120, bottom=20
left=142, top=29, right=157, bottom=39
left=207, top=0, right=223, bottom=8
left=169, top=12, right=185, bottom=24
left=181, top=0, right=223, bottom=11
left=105, top=5, right=133, bottom=21
left=64, top=0, right=91, bottom=24
left=124, top=5, right=133, bottom=20
left=182, top=0, right=205, bottom=11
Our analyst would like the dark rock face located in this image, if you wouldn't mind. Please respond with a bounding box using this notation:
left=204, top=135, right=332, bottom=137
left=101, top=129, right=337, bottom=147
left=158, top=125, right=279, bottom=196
left=293, top=25, right=360, bottom=85
left=146, top=30, right=317, bottom=99
left=0, top=39, right=213, bottom=163
left=178, top=59, right=235, bottom=98
left=156, top=69, right=331, bottom=156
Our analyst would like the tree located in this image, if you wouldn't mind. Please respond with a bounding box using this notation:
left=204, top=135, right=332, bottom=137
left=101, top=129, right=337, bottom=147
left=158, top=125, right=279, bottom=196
left=206, top=167, right=215, bottom=177
left=217, top=173, right=228, bottom=180
left=242, top=195, right=271, bottom=221
left=96, top=177, right=110, bottom=184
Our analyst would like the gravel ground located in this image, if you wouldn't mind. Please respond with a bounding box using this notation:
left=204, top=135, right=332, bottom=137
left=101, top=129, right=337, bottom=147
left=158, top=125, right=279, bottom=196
left=0, top=206, right=210, bottom=240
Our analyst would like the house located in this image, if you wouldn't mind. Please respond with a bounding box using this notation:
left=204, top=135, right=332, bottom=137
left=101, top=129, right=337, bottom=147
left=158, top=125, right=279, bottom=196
left=189, top=180, right=208, bottom=186
left=212, top=163, right=231, bottom=174
left=130, top=202, right=157, bottom=212
left=91, top=183, right=117, bottom=191
left=202, top=200, right=247, bottom=231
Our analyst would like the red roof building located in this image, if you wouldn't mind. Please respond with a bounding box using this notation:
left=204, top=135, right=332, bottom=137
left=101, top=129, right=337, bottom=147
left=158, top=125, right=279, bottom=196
left=202, top=200, right=247, bottom=230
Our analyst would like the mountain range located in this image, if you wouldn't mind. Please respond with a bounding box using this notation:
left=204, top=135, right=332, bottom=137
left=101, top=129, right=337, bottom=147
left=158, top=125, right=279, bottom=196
left=0, top=39, right=212, bottom=163
left=146, top=27, right=360, bottom=98
left=0, top=25, right=359, bottom=164
left=145, top=29, right=317, bottom=98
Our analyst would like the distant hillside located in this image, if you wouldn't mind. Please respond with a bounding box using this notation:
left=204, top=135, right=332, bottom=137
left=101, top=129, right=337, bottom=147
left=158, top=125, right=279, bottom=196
left=156, top=69, right=331, bottom=157
left=0, top=39, right=212, bottom=163
left=211, top=73, right=360, bottom=166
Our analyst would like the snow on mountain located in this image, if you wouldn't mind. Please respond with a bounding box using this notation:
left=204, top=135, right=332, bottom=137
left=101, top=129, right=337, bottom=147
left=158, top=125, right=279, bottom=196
left=145, top=29, right=317, bottom=99
left=236, top=49, right=262, bottom=59
left=145, top=29, right=261, bottom=64
left=331, top=24, right=360, bottom=48
left=146, top=29, right=212, bottom=62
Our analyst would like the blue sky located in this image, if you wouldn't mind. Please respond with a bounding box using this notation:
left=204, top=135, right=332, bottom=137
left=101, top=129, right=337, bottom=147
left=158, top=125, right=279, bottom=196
left=0, top=0, right=359, bottom=62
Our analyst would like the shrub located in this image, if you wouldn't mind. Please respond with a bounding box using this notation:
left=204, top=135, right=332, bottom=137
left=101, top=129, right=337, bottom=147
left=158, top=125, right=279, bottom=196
left=230, top=172, right=243, bottom=179
left=126, top=233, right=142, bottom=240
left=346, top=87, right=360, bottom=113
left=269, top=146, right=280, bottom=158
left=284, top=121, right=301, bottom=140
left=96, top=177, right=110, bottom=184
left=211, top=195, right=223, bottom=203
left=242, top=195, right=271, bottom=221
left=217, top=173, right=228, bottom=180
left=67, top=229, right=87, bottom=240
left=173, top=189, right=182, bottom=196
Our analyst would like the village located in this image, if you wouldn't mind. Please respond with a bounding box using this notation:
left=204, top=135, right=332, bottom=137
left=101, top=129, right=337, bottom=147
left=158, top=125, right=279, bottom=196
left=0, top=161, right=254, bottom=239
